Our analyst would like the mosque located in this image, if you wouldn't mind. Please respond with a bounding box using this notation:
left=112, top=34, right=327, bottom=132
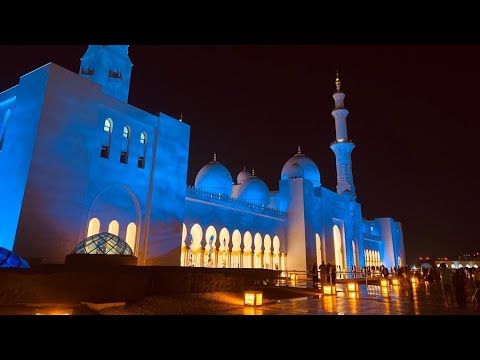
left=0, top=45, right=405, bottom=273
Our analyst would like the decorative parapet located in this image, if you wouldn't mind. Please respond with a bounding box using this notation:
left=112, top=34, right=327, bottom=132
left=186, top=186, right=286, bottom=218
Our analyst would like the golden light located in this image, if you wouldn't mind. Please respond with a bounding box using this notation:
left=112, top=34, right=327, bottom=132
left=290, top=273, right=298, bottom=283
left=35, top=307, right=73, bottom=315
left=381, top=287, right=389, bottom=296
left=392, top=285, right=400, bottom=294
left=380, top=279, right=389, bottom=287
left=323, top=284, right=336, bottom=295
left=411, top=276, right=418, bottom=284
left=391, top=277, right=399, bottom=286
left=244, top=291, right=263, bottom=306
left=347, top=282, right=359, bottom=292
left=348, top=291, right=359, bottom=299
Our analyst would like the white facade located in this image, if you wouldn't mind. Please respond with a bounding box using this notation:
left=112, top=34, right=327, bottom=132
left=0, top=45, right=406, bottom=272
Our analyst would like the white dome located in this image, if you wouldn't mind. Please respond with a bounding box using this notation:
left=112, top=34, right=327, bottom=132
left=237, top=169, right=251, bottom=184
left=281, top=152, right=321, bottom=187
left=285, top=162, right=304, bottom=179
left=195, top=160, right=233, bottom=196
left=237, top=176, right=270, bottom=206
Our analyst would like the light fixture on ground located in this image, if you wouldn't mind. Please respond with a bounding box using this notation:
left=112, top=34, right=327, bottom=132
left=411, top=276, right=418, bottom=284
left=380, top=279, right=389, bottom=287
left=348, top=291, right=359, bottom=299
left=244, top=290, right=263, bottom=306
left=347, top=282, right=359, bottom=292
left=290, top=273, right=298, bottom=284
left=323, top=284, right=336, bottom=295
left=391, top=277, right=399, bottom=286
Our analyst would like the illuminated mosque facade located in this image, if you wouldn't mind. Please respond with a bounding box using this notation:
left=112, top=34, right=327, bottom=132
left=0, top=45, right=405, bottom=272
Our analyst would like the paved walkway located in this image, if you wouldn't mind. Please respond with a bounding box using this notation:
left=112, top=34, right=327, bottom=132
left=220, top=281, right=480, bottom=315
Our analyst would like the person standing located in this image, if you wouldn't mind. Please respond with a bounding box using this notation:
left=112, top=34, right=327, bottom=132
left=452, top=269, right=467, bottom=309
left=439, top=263, right=453, bottom=307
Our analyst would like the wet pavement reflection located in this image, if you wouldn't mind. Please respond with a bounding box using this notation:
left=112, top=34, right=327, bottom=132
left=221, top=280, right=480, bottom=315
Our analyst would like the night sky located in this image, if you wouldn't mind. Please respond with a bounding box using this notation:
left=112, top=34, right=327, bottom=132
left=1, top=45, right=478, bottom=264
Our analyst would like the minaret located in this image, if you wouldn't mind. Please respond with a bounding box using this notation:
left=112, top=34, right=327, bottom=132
left=330, top=71, right=356, bottom=196
left=79, top=45, right=133, bottom=103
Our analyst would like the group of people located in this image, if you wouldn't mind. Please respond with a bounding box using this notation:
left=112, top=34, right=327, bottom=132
left=312, top=262, right=341, bottom=286
left=437, top=263, right=480, bottom=309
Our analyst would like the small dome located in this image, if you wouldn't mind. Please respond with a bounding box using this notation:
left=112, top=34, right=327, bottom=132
left=281, top=152, right=321, bottom=187
left=285, top=162, right=304, bottom=179
left=237, top=175, right=270, bottom=206
left=195, top=159, right=233, bottom=196
left=0, top=247, right=30, bottom=268
left=71, top=232, right=133, bottom=255
left=237, top=168, right=251, bottom=185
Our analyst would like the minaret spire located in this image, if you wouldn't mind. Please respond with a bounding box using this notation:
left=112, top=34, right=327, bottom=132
left=213, top=153, right=217, bottom=162
left=335, top=69, right=341, bottom=92
left=297, top=145, right=302, bottom=154
left=330, top=71, right=356, bottom=196
left=179, top=112, right=183, bottom=122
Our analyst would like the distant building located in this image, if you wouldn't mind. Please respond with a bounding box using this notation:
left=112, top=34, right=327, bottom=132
left=0, top=45, right=406, bottom=272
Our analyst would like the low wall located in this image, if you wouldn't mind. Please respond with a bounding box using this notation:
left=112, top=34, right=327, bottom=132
left=0, top=265, right=279, bottom=304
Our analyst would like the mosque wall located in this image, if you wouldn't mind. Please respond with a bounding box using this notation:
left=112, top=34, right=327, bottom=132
left=183, top=195, right=286, bottom=269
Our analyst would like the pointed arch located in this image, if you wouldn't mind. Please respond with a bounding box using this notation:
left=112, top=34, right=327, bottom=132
left=218, top=227, right=230, bottom=268
left=264, top=234, right=272, bottom=269
left=254, top=233, right=263, bottom=269
left=333, top=225, right=345, bottom=272
left=190, top=223, right=203, bottom=267
left=101, top=118, right=113, bottom=158
left=243, top=231, right=253, bottom=268
left=205, top=225, right=217, bottom=267
left=231, top=230, right=242, bottom=268
left=120, top=125, right=130, bottom=164
left=138, top=131, right=147, bottom=168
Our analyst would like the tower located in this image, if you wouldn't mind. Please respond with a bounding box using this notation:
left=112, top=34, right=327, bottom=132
left=330, top=71, right=356, bottom=196
left=79, top=45, right=133, bottom=103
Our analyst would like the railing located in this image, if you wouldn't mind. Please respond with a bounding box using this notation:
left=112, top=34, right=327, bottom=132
left=186, top=186, right=286, bottom=217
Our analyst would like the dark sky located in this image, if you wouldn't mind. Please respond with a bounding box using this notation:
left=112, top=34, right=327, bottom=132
left=1, top=45, right=478, bottom=264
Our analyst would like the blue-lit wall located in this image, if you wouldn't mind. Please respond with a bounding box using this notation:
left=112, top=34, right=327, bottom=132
left=0, top=65, right=50, bottom=251
left=0, top=48, right=405, bottom=270
left=2, top=63, right=189, bottom=264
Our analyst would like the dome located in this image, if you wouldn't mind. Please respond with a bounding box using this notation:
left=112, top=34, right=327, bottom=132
left=0, top=247, right=30, bottom=268
left=237, top=175, right=270, bottom=206
left=195, top=158, right=233, bottom=196
left=281, top=151, right=321, bottom=187
left=237, top=168, right=251, bottom=185
left=285, top=162, right=304, bottom=179
left=71, top=232, right=133, bottom=255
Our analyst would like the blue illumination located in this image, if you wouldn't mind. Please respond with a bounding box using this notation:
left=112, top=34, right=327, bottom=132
left=237, top=176, right=270, bottom=206
left=281, top=153, right=321, bottom=187
left=195, top=161, right=233, bottom=196
left=0, top=247, right=30, bottom=268
left=0, top=46, right=405, bottom=272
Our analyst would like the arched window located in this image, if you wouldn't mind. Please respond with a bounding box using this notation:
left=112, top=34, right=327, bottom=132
left=126, top=222, right=137, bottom=254
left=86, top=218, right=100, bottom=237
left=0, top=109, right=11, bottom=151
left=138, top=131, right=147, bottom=168
left=101, top=118, right=113, bottom=158
left=120, top=125, right=130, bottom=164
left=108, top=220, right=119, bottom=236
